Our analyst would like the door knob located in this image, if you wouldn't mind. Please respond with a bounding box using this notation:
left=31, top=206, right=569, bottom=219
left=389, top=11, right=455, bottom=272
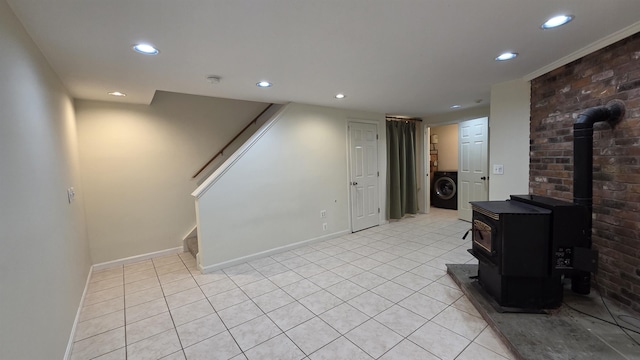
left=480, top=176, right=487, bottom=180
left=351, top=181, right=358, bottom=185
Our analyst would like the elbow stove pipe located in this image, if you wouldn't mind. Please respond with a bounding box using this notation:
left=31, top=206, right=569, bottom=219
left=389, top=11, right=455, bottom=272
left=573, top=100, right=625, bottom=210
left=572, top=100, right=625, bottom=294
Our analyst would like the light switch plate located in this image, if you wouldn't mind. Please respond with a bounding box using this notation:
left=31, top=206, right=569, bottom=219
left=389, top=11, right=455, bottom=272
left=493, top=164, right=504, bottom=175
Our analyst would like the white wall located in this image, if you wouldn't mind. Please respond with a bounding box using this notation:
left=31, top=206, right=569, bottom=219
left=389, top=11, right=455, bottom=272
left=488, top=79, right=531, bottom=200
left=421, top=95, right=529, bottom=201
left=195, top=103, right=385, bottom=268
left=0, top=1, right=92, bottom=358
left=75, top=92, right=270, bottom=263
left=430, top=124, right=459, bottom=171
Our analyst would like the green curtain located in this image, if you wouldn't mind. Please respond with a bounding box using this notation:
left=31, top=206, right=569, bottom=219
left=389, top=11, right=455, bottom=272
left=386, top=120, right=418, bottom=219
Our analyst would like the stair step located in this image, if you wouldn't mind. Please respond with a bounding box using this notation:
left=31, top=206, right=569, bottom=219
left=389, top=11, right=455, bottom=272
left=186, top=237, right=198, bottom=259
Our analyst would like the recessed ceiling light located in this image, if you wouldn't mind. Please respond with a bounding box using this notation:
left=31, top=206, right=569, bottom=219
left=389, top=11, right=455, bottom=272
left=450, top=104, right=461, bottom=109
left=495, top=52, right=518, bottom=61
left=335, top=93, right=346, bottom=99
left=256, top=81, right=272, bottom=88
left=541, top=15, right=574, bottom=29
left=132, top=43, right=159, bottom=55
left=108, top=91, right=126, bottom=97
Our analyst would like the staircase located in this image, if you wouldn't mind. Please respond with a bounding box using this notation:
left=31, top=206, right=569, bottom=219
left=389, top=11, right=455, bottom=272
left=186, top=236, right=198, bottom=258
left=186, top=103, right=283, bottom=263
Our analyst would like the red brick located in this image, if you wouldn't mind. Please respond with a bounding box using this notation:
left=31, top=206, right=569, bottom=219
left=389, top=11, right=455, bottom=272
left=530, top=32, right=640, bottom=313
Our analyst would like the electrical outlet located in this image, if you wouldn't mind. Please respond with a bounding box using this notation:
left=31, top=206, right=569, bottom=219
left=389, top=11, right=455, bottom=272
left=322, top=223, right=328, bottom=231
left=320, top=210, right=327, bottom=218
left=493, top=164, right=504, bottom=175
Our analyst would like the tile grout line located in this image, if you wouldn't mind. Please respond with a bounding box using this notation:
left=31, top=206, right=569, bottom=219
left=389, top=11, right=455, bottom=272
left=311, top=234, right=436, bottom=359
left=175, top=254, right=202, bottom=358
left=120, top=256, right=200, bottom=358
left=226, top=237, right=450, bottom=359
left=227, top=259, right=317, bottom=358
left=227, top=249, right=361, bottom=357
left=77, top=264, right=127, bottom=360
left=78, top=212, right=488, bottom=360
left=151, top=256, right=187, bottom=359
left=366, top=230, right=470, bottom=358
left=320, top=231, right=475, bottom=358
left=185, top=256, right=252, bottom=359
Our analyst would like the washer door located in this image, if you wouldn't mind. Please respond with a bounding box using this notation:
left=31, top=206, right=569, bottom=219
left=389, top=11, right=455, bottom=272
left=434, top=176, right=456, bottom=200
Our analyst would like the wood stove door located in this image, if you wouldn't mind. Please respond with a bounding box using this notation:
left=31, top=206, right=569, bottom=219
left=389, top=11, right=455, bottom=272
left=473, top=219, right=493, bottom=254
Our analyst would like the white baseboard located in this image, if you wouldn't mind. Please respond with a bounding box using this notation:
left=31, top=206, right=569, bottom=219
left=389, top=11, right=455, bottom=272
left=200, top=230, right=350, bottom=273
left=196, top=252, right=204, bottom=272
left=92, top=246, right=184, bottom=271
left=65, top=246, right=186, bottom=358
left=63, top=266, right=93, bottom=360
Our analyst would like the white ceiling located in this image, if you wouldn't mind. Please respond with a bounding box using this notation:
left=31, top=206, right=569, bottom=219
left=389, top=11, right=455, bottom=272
left=7, top=0, right=640, bottom=117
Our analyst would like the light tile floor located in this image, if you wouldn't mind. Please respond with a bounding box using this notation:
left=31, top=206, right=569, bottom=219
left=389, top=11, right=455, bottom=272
left=70, top=208, right=516, bottom=360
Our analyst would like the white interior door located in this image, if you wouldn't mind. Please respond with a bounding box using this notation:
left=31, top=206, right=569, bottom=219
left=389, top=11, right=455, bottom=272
left=349, top=122, right=379, bottom=232
left=458, top=117, right=489, bottom=221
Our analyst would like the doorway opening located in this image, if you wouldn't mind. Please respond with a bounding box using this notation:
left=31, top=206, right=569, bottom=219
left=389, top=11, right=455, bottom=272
left=423, top=117, right=489, bottom=222
left=429, top=124, right=459, bottom=212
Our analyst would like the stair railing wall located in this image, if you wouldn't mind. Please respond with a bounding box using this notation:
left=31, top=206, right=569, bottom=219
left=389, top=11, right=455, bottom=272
left=192, top=103, right=274, bottom=179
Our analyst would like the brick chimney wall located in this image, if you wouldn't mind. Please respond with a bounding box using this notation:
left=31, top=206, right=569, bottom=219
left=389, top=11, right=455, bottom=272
left=530, top=32, right=640, bottom=312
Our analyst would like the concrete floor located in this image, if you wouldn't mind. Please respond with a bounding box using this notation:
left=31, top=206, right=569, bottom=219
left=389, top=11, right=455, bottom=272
left=448, top=264, right=640, bottom=360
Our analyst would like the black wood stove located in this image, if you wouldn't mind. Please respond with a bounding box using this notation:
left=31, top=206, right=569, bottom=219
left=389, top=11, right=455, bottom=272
left=470, top=195, right=591, bottom=309
left=468, top=100, right=625, bottom=309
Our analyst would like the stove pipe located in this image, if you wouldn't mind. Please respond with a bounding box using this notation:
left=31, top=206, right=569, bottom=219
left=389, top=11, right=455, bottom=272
left=572, top=100, right=625, bottom=294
